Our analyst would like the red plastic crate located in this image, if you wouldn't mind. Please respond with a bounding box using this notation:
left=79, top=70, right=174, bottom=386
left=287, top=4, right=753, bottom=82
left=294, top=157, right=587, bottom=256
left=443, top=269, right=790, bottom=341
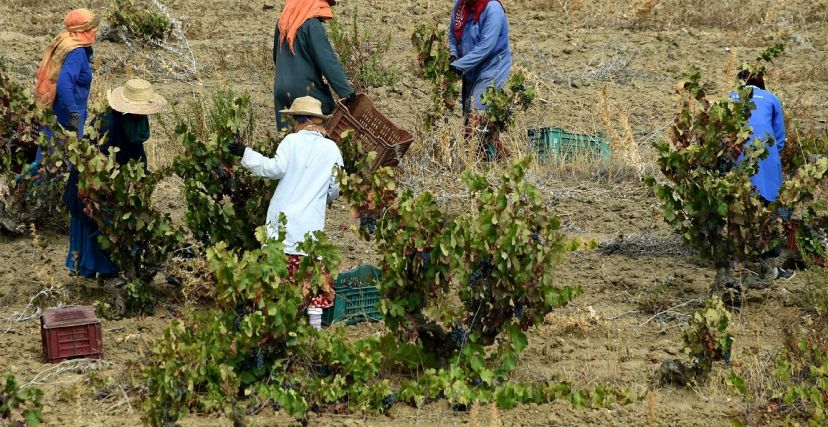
left=40, top=306, right=103, bottom=363
left=324, top=93, right=413, bottom=170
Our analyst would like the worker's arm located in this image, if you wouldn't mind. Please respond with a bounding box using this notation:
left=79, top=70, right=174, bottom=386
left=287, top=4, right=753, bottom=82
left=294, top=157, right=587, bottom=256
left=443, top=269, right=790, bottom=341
left=451, top=3, right=504, bottom=72
left=447, top=3, right=460, bottom=58
left=306, top=19, right=354, bottom=97
left=327, top=169, right=340, bottom=204
left=240, top=140, right=290, bottom=180
left=55, top=49, right=86, bottom=125
left=327, top=152, right=344, bottom=204
left=772, top=96, right=786, bottom=152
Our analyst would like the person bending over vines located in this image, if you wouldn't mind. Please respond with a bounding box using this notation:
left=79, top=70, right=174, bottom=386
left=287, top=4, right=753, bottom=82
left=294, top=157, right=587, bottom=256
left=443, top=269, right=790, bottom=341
left=448, top=0, right=512, bottom=161
left=228, top=96, right=341, bottom=306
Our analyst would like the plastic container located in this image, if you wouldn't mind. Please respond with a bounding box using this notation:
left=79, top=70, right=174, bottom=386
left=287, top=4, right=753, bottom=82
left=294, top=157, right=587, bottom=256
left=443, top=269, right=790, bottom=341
left=528, top=127, right=611, bottom=161
left=324, top=94, right=414, bottom=170
left=322, top=264, right=382, bottom=326
left=308, top=307, right=323, bottom=331
left=40, top=306, right=103, bottom=363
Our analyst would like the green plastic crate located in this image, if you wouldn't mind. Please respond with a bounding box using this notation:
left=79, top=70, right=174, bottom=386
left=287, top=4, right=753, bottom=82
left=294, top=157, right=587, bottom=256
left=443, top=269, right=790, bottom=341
left=528, top=127, right=611, bottom=160
left=322, top=264, right=382, bottom=326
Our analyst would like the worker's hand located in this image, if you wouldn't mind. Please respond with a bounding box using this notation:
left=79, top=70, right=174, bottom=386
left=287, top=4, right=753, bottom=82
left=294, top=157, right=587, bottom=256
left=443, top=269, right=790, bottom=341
left=66, top=112, right=81, bottom=132
left=449, top=64, right=463, bottom=77
left=228, top=141, right=247, bottom=158
left=343, top=92, right=357, bottom=106
left=449, top=55, right=458, bottom=63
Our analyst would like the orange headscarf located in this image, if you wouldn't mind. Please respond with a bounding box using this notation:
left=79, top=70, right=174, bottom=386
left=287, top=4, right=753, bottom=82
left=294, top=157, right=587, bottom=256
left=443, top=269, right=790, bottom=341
left=277, top=0, right=333, bottom=54
left=34, top=9, right=100, bottom=108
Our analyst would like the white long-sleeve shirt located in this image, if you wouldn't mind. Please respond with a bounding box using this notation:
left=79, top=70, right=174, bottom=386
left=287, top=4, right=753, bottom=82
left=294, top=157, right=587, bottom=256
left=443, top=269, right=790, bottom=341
left=241, top=130, right=343, bottom=254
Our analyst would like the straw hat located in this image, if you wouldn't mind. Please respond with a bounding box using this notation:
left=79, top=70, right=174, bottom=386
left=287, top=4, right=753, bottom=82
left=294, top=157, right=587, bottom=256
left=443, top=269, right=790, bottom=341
left=107, top=79, right=167, bottom=115
left=279, top=96, right=328, bottom=119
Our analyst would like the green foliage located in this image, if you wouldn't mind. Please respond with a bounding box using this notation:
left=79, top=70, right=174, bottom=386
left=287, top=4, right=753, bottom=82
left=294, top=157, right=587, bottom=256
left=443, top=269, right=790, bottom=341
left=328, top=9, right=397, bottom=90
left=647, top=67, right=828, bottom=267
left=412, top=25, right=461, bottom=130
left=739, top=44, right=784, bottom=80
left=108, top=0, right=173, bottom=43
left=339, top=150, right=580, bottom=381
left=171, top=90, right=276, bottom=251
left=141, top=226, right=387, bottom=425
left=0, top=64, right=67, bottom=232
left=681, top=296, right=733, bottom=375
left=0, top=66, right=39, bottom=174
left=480, top=73, right=536, bottom=133
left=781, top=122, right=827, bottom=174
left=450, top=158, right=578, bottom=345
left=795, top=203, right=828, bottom=267
left=768, top=308, right=828, bottom=424
left=141, top=150, right=628, bottom=425
left=1, top=373, right=43, bottom=426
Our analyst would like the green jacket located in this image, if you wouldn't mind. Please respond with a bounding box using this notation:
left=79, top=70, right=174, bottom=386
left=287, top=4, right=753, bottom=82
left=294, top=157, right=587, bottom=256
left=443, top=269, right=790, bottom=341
left=273, top=18, right=353, bottom=131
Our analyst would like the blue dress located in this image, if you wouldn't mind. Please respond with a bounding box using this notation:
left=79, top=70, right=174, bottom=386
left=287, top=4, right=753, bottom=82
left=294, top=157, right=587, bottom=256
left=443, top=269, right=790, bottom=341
left=729, top=86, right=786, bottom=202
left=64, top=111, right=149, bottom=278
left=448, top=1, right=512, bottom=113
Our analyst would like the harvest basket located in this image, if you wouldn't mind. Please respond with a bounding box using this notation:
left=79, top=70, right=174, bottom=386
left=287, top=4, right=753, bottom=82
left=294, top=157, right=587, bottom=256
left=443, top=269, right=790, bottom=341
left=528, top=127, right=611, bottom=161
left=324, top=94, right=413, bottom=170
left=322, top=264, right=382, bottom=326
left=40, top=306, right=103, bottom=363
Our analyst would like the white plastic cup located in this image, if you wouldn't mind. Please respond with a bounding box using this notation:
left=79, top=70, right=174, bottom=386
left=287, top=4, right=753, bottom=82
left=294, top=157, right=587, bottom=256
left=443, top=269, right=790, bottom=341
left=308, top=307, right=323, bottom=331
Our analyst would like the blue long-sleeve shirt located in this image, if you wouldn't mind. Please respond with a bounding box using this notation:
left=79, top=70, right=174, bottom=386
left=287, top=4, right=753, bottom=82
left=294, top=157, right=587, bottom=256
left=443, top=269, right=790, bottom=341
left=448, top=1, right=512, bottom=111
left=729, top=86, right=786, bottom=202
left=54, top=47, right=93, bottom=136
left=35, top=47, right=93, bottom=164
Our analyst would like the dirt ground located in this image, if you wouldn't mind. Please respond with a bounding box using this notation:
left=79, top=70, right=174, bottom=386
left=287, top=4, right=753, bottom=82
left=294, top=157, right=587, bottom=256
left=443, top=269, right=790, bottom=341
left=1, top=0, right=827, bottom=425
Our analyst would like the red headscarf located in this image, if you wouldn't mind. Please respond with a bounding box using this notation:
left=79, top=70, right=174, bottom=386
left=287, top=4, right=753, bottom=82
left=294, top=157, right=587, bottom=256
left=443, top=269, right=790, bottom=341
left=453, top=0, right=502, bottom=43
left=278, top=0, right=333, bottom=54
left=34, top=9, right=99, bottom=108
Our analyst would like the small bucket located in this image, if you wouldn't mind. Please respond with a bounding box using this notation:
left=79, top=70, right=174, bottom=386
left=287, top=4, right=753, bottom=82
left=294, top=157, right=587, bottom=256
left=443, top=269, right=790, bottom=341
left=308, top=307, right=323, bottom=330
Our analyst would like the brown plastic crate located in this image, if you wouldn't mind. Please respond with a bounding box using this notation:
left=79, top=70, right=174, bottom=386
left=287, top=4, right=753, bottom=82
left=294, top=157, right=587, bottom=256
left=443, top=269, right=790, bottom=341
left=40, top=306, right=103, bottom=363
left=324, top=93, right=413, bottom=169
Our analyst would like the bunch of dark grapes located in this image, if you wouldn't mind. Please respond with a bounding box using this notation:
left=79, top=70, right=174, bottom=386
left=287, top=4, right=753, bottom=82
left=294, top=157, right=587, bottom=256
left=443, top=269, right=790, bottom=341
left=449, top=324, right=467, bottom=347
left=530, top=226, right=548, bottom=245
left=381, top=393, right=396, bottom=410
left=716, top=158, right=735, bottom=176
left=313, top=364, right=332, bottom=378
left=358, top=214, right=377, bottom=235
left=255, top=347, right=265, bottom=370
left=233, top=303, right=253, bottom=330
left=513, top=304, right=526, bottom=321
left=417, top=251, right=431, bottom=270
left=469, top=259, right=494, bottom=286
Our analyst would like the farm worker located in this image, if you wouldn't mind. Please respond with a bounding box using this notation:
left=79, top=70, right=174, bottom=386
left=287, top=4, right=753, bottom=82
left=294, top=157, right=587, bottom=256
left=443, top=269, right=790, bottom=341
left=228, top=96, right=341, bottom=305
left=273, top=0, right=357, bottom=132
left=63, top=79, right=167, bottom=282
left=448, top=0, right=512, bottom=161
left=729, top=70, right=793, bottom=280
left=33, top=8, right=100, bottom=163
left=729, top=70, right=786, bottom=203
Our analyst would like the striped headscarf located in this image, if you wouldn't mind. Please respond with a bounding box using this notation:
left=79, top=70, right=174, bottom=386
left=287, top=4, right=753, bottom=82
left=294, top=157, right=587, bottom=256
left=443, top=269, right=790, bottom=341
left=34, top=9, right=100, bottom=108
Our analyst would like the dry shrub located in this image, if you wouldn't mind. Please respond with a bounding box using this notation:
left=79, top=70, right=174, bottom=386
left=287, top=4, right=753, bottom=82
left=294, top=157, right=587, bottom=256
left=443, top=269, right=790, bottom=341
left=597, top=85, right=645, bottom=176
left=718, top=49, right=738, bottom=94
left=543, top=306, right=605, bottom=336
left=165, top=247, right=215, bottom=303
left=629, top=0, right=766, bottom=30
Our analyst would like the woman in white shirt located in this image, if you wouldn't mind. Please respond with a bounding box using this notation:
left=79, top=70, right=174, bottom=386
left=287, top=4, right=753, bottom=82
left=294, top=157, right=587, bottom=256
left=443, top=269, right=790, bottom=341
left=228, top=96, right=342, bottom=305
